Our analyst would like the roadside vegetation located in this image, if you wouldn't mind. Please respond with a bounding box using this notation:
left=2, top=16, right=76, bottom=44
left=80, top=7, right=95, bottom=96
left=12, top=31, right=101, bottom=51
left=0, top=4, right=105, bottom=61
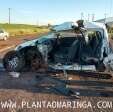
left=0, top=23, right=49, bottom=37
left=108, top=28, right=113, bottom=38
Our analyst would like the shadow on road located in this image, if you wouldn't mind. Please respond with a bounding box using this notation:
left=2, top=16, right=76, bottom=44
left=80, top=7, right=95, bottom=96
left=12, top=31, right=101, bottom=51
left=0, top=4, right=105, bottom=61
left=0, top=55, right=113, bottom=97
left=0, top=69, right=113, bottom=98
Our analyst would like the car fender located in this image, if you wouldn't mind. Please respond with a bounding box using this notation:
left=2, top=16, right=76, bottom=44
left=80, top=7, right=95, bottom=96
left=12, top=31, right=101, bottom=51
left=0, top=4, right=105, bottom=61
left=103, top=53, right=113, bottom=70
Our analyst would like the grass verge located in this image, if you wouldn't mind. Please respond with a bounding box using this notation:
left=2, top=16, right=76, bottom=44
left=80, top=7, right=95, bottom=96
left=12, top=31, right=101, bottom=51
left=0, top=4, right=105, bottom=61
left=0, top=23, right=49, bottom=37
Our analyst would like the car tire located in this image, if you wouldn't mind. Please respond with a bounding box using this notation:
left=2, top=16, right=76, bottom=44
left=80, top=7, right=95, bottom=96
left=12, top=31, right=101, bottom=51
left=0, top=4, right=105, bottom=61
left=3, top=36, right=7, bottom=40
left=25, top=47, right=44, bottom=71
left=3, top=51, right=25, bottom=72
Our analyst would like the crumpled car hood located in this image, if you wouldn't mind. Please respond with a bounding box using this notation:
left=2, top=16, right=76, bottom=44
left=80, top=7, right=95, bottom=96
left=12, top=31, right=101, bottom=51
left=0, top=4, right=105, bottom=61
left=15, top=33, right=55, bottom=51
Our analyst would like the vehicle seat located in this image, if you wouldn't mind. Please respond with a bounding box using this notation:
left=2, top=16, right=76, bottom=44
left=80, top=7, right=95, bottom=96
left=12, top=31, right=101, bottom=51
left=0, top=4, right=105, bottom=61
left=54, top=40, right=79, bottom=63
left=80, top=43, right=99, bottom=64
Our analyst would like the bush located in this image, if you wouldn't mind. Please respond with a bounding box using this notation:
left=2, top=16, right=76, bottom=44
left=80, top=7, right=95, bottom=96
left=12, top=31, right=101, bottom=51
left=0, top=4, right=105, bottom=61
left=19, top=30, right=24, bottom=35
left=34, top=29, right=37, bottom=33
left=109, top=33, right=113, bottom=38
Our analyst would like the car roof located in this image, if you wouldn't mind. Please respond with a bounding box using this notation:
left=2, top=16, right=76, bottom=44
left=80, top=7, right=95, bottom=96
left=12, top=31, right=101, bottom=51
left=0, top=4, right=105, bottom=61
left=52, top=21, right=106, bottom=32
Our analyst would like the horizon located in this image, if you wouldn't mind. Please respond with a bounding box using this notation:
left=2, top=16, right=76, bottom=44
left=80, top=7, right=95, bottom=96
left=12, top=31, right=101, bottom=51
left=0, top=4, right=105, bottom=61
left=0, top=0, right=113, bottom=25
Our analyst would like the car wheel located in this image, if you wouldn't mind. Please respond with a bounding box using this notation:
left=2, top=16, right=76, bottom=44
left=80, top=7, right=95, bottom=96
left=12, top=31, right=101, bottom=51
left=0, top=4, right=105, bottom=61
left=3, top=51, right=25, bottom=72
left=26, top=48, right=44, bottom=71
left=3, top=36, right=7, bottom=40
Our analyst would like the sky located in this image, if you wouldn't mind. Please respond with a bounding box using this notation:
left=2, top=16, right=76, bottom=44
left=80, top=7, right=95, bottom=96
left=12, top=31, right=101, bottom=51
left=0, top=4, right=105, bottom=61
left=0, top=0, right=113, bottom=25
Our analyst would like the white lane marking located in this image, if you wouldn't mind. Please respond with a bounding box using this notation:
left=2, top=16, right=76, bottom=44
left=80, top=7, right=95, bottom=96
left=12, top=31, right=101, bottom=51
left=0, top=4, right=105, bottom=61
left=0, top=45, right=15, bottom=52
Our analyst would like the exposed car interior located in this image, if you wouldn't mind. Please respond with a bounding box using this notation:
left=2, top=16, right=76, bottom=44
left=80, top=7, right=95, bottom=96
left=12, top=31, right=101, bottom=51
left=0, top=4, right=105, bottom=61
left=48, top=29, right=103, bottom=65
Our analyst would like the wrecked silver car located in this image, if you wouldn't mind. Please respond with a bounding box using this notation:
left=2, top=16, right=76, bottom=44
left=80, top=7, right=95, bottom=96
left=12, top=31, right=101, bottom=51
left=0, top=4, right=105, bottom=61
left=3, top=21, right=113, bottom=72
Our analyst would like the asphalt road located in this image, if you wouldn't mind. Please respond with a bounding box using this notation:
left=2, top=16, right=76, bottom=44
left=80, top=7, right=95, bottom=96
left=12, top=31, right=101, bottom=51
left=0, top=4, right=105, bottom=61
left=0, top=66, right=113, bottom=112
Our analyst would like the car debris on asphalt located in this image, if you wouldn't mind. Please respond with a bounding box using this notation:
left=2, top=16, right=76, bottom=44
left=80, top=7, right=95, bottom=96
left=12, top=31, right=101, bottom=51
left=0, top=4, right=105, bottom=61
left=9, top=72, right=20, bottom=78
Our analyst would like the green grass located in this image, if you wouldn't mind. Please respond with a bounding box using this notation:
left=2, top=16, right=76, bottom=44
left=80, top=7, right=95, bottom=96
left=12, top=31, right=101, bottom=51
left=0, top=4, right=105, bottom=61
left=0, top=23, right=49, bottom=37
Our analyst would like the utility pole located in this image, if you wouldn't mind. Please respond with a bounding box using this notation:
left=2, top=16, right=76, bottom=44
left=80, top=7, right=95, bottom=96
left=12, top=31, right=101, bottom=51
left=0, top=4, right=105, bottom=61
left=110, top=0, right=112, bottom=16
left=88, top=14, right=90, bottom=21
left=8, top=8, right=11, bottom=24
left=92, top=13, right=95, bottom=21
left=104, top=13, right=107, bottom=23
left=81, top=12, right=84, bottom=20
left=37, top=18, right=39, bottom=26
